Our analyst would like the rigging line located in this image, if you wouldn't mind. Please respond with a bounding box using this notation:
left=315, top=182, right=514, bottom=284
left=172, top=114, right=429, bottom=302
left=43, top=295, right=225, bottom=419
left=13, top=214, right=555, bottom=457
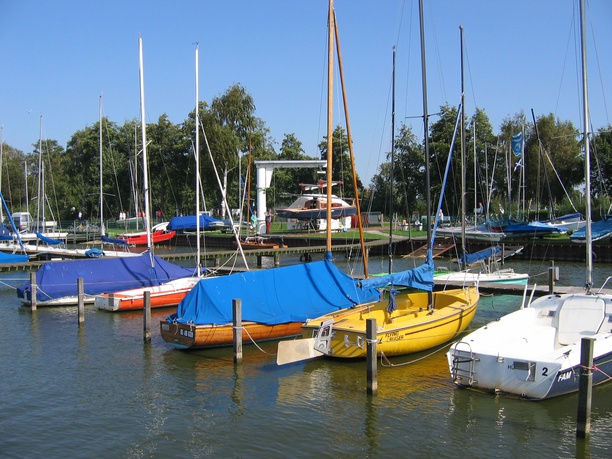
left=589, top=15, right=610, bottom=125
left=553, top=4, right=579, bottom=125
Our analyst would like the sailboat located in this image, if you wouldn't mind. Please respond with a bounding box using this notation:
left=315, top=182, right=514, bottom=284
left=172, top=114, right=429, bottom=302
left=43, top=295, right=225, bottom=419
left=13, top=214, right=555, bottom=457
left=278, top=0, right=478, bottom=363
left=435, top=26, right=528, bottom=286
left=160, top=0, right=381, bottom=349
left=447, top=0, right=612, bottom=400
left=96, top=39, right=203, bottom=312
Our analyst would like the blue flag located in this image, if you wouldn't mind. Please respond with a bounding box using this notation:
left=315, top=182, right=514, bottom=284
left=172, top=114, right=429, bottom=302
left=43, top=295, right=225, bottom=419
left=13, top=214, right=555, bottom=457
left=511, top=132, right=523, bottom=157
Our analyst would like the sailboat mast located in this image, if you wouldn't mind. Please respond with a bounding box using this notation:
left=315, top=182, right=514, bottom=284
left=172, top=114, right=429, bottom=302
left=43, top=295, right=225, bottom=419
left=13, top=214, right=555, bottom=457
left=195, top=43, right=201, bottom=277
left=99, top=94, right=105, bottom=236
left=138, top=37, right=153, bottom=254
left=388, top=46, right=396, bottom=275
left=580, top=0, right=592, bottom=289
left=418, top=0, right=431, bottom=246
left=325, top=0, right=334, bottom=260
left=332, top=9, right=368, bottom=278
left=459, top=25, right=466, bottom=266
left=37, top=115, right=43, bottom=231
left=418, top=0, right=433, bottom=308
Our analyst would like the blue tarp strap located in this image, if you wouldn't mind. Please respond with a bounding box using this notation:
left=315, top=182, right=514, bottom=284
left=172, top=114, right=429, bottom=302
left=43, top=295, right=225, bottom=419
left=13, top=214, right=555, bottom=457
left=387, top=287, right=399, bottom=314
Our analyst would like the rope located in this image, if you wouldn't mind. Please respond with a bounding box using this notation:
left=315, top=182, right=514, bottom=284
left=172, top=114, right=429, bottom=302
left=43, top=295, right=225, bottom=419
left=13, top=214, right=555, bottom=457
left=379, top=341, right=451, bottom=367
left=0, top=279, right=27, bottom=290
left=581, top=364, right=612, bottom=381
left=233, top=325, right=276, bottom=355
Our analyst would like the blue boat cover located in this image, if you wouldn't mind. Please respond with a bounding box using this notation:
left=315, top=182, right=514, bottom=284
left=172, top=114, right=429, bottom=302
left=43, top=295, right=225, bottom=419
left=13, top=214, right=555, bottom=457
left=85, top=248, right=105, bottom=258
left=167, top=215, right=224, bottom=231
left=458, top=246, right=500, bottom=265
left=0, top=223, right=13, bottom=241
left=570, top=218, right=612, bottom=242
left=101, top=235, right=129, bottom=246
left=168, top=260, right=381, bottom=325
left=36, top=232, right=64, bottom=246
left=503, top=221, right=567, bottom=235
left=17, top=253, right=196, bottom=302
left=542, top=213, right=583, bottom=224
left=359, top=253, right=435, bottom=292
left=0, top=251, right=29, bottom=264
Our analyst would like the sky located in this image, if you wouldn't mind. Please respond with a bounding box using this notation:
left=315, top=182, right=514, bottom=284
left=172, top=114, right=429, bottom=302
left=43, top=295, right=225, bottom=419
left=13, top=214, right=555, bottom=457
left=1, top=0, right=611, bottom=186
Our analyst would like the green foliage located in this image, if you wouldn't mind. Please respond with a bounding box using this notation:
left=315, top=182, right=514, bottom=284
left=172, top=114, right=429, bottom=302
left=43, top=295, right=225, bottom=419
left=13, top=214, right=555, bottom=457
left=2, top=84, right=611, bottom=225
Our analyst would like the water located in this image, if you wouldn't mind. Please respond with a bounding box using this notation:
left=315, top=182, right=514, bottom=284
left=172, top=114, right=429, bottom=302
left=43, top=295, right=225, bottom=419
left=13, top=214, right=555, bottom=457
left=2, top=259, right=612, bottom=458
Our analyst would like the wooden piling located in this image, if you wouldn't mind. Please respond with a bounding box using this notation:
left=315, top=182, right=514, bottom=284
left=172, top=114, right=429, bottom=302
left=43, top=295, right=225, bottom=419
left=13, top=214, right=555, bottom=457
left=30, top=272, right=37, bottom=311
left=548, top=260, right=559, bottom=294
left=366, top=318, right=378, bottom=395
left=143, top=291, right=151, bottom=343
left=233, top=299, right=243, bottom=363
left=577, top=337, right=594, bottom=438
left=77, top=278, right=85, bottom=325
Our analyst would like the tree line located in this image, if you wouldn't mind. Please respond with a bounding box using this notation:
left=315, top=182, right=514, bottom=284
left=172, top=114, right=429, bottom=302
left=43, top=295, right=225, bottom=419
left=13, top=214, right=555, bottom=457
left=1, top=83, right=611, bottom=225
left=370, top=105, right=612, bottom=223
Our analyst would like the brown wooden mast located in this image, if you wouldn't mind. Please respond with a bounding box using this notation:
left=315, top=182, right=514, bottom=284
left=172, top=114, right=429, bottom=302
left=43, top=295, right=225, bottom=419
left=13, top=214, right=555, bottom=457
left=332, top=8, right=368, bottom=277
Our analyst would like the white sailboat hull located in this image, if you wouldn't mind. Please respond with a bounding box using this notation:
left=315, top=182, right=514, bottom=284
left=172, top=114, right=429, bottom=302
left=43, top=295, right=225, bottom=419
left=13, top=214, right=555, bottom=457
left=447, top=293, right=612, bottom=399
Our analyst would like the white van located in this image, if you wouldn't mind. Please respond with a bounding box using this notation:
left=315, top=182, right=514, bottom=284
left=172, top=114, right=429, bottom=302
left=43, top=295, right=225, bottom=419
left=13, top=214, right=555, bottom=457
left=11, top=212, right=33, bottom=231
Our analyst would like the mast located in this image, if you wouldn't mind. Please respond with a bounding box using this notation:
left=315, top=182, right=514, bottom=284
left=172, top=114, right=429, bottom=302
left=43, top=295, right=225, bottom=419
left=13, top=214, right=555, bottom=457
left=387, top=46, right=396, bottom=275
left=195, top=43, right=201, bottom=277
left=418, top=0, right=433, bottom=308
left=418, top=0, right=430, bottom=246
left=580, top=0, right=592, bottom=290
left=37, top=115, right=43, bottom=231
left=99, top=94, right=105, bottom=236
left=332, top=8, right=368, bottom=277
left=325, top=0, right=334, bottom=260
left=459, top=25, right=466, bottom=267
left=138, top=37, right=153, bottom=255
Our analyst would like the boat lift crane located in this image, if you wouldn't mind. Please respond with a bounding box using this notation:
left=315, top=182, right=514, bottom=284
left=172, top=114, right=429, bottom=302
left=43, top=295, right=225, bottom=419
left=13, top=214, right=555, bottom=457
left=254, top=160, right=327, bottom=235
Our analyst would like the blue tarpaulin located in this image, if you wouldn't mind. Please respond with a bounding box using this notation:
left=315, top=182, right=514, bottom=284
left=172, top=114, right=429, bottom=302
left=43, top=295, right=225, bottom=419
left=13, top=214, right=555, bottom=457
left=359, top=254, right=435, bottom=292
left=167, top=215, right=224, bottom=231
left=458, top=246, right=500, bottom=265
left=17, top=253, right=195, bottom=303
left=0, top=251, right=29, bottom=264
left=167, top=260, right=381, bottom=326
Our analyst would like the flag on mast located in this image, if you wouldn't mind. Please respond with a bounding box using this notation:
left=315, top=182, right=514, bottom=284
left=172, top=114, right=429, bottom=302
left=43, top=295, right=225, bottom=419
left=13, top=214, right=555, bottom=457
left=511, top=132, right=523, bottom=157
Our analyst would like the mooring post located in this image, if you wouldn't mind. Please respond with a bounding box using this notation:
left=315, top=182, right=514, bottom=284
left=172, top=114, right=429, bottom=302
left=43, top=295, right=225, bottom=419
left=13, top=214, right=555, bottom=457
left=77, top=277, right=85, bottom=325
left=501, top=243, right=505, bottom=266
left=577, top=337, right=594, bottom=438
left=143, top=291, right=151, bottom=343
left=274, top=253, right=280, bottom=267
left=366, top=318, right=378, bottom=395
left=30, top=271, right=37, bottom=311
left=233, top=298, right=243, bottom=363
left=548, top=260, right=558, bottom=294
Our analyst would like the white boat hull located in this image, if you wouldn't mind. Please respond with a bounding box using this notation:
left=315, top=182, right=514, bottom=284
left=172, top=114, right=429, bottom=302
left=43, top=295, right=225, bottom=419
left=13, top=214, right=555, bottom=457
left=447, top=293, right=612, bottom=399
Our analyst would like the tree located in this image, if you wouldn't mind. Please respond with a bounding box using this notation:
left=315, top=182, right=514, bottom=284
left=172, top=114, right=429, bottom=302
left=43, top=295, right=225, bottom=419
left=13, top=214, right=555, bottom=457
left=318, top=125, right=363, bottom=198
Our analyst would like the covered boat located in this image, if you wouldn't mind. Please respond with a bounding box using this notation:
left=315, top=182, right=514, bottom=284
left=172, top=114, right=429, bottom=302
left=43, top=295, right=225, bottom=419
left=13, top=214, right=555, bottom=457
left=167, top=214, right=225, bottom=232
left=17, top=253, right=195, bottom=306
left=569, top=216, right=612, bottom=243
left=160, top=260, right=381, bottom=349
left=297, top=254, right=479, bottom=359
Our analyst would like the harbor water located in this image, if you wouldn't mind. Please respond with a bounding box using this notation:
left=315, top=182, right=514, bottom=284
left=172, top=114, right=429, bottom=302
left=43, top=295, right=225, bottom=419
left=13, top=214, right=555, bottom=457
left=1, top=256, right=612, bottom=458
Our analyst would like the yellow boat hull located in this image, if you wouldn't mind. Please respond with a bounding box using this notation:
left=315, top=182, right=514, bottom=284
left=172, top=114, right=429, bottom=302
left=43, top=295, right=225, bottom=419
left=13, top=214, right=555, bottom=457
left=302, top=286, right=479, bottom=358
